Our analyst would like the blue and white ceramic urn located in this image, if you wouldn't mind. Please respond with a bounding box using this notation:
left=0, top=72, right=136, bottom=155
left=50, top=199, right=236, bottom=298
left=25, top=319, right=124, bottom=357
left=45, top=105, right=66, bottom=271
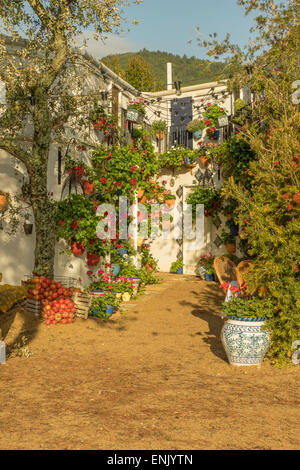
left=221, top=316, right=270, bottom=366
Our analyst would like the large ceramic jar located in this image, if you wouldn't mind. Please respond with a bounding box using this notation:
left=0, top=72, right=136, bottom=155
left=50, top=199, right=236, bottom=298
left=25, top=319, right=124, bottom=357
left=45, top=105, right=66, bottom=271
left=221, top=316, right=270, bottom=366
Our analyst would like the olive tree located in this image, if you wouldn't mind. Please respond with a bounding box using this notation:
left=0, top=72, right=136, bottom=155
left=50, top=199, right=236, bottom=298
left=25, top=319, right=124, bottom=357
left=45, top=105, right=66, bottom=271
left=0, top=0, right=141, bottom=278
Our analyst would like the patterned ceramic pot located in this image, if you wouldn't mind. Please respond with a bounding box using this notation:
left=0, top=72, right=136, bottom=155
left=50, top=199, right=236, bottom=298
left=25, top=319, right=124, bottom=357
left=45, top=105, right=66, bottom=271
left=221, top=316, right=270, bottom=366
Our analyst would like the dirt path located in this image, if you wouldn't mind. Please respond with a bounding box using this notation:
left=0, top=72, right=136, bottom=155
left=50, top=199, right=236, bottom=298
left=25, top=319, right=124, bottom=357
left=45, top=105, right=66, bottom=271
left=0, top=274, right=299, bottom=450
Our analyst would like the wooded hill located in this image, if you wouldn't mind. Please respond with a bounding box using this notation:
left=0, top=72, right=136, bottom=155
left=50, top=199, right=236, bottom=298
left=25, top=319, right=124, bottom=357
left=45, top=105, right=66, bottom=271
left=101, top=49, right=225, bottom=91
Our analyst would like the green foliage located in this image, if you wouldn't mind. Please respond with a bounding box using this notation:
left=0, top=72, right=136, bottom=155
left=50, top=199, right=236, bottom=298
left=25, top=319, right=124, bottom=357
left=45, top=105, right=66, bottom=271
left=170, top=260, right=183, bottom=273
left=186, top=119, right=204, bottom=133
left=102, top=49, right=225, bottom=90
left=202, top=0, right=300, bottom=365
left=197, top=254, right=215, bottom=275
left=186, top=187, right=222, bottom=218
left=202, top=103, right=227, bottom=127
left=220, top=230, right=235, bottom=245
left=89, top=292, right=121, bottom=318
left=125, top=55, right=157, bottom=92
left=159, top=147, right=197, bottom=169
left=151, top=120, right=167, bottom=133
left=127, top=99, right=146, bottom=115
left=222, top=297, right=275, bottom=319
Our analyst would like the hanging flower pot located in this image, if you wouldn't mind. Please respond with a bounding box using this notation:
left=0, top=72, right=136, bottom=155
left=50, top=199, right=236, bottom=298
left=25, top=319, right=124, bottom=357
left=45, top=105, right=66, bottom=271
left=83, top=180, right=94, bottom=195
left=205, top=273, right=214, bottom=282
left=137, top=189, right=145, bottom=199
left=156, top=131, right=165, bottom=140
left=193, top=129, right=202, bottom=140
left=200, top=155, right=211, bottom=166
left=0, top=192, right=9, bottom=212
left=71, top=241, right=85, bottom=257
left=226, top=241, right=236, bottom=254
left=138, top=195, right=147, bottom=204
left=87, top=253, right=100, bottom=266
left=165, top=198, right=175, bottom=208
left=23, top=223, right=33, bottom=235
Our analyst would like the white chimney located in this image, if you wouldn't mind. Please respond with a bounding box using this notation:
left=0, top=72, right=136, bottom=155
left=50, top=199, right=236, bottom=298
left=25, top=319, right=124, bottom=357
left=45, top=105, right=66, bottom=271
left=167, top=63, right=172, bottom=91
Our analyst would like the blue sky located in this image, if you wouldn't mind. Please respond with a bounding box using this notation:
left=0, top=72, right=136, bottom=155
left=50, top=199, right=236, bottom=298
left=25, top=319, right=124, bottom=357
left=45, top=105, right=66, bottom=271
left=85, top=0, right=256, bottom=59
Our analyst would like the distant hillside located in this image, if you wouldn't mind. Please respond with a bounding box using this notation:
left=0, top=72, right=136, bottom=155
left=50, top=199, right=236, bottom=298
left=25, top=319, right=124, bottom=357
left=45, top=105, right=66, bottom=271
left=102, top=49, right=225, bottom=91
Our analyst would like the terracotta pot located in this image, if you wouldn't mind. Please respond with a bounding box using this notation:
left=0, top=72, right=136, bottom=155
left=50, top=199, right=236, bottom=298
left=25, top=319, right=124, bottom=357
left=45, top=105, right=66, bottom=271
left=71, top=241, right=85, bottom=257
left=139, top=195, right=147, bottom=204
left=155, top=131, right=165, bottom=140
left=23, top=223, right=33, bottom=235
left=165, top=199, right=175, bottom=208
left=226, top=242, right=236, bottom=254
left=137, top=189, right=145, bottom=199
left=83, top=180, right=94, bottom=195
left=87, top=253, right=100, bottom=267
left=200, top=156, right=211, bottom=166
left=0, top=194, right=9, bottom=211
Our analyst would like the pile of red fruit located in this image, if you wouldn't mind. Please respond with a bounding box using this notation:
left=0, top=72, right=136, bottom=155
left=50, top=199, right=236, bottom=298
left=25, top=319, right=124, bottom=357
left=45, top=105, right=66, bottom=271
left=41, top=298, right=76, bottom=325
left=25, top=276, right=81, bottom=325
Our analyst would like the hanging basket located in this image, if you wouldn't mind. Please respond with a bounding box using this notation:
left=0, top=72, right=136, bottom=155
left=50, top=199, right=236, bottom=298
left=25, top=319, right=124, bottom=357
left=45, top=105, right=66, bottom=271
left=87, top=253, right=100, bottom=267
left=155, top=131, right=165, bottom=140
left=71, top=241, right=85, bottom=257
left=200, top=156, right=211, bottom=166
left=23, top=223, right=33, bottom=235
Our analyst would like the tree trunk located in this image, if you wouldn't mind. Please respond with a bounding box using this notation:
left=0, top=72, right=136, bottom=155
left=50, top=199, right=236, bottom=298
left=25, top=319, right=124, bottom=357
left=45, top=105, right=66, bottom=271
left=29, top=96, right=56, bottom=279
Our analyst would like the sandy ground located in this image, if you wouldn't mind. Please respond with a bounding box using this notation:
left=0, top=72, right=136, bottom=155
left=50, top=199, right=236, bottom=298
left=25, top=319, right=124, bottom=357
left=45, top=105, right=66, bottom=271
left=0, top=273, right=299, bottom=450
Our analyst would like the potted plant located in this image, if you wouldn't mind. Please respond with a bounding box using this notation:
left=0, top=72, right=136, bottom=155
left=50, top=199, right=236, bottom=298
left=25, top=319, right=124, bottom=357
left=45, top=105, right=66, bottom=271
left=127, top=99, right=146, bottom=124
left=186, top=119, right=204, bottom=139
left=186, top=187, right=222, bottom=220
left=151, top=120, right=167, bottom=140
left=221, top=230, right=236, bottom=253
left=0, top=191, right=9, bottom=211
left=221, top=297, right=273, bottom=366
left=170, top=260, right=184, bottom=274
left=71, top=241, right=85, bottom=257
left=163, top=191, right=176, bottom=208
left=197, top=254, right=215, bottom=281
left=89, top=292, right=121, bottom=319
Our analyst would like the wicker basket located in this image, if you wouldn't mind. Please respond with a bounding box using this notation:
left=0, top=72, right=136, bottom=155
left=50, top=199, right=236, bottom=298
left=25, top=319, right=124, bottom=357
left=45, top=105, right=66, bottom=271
left=72, top=292, right=91, bottom=320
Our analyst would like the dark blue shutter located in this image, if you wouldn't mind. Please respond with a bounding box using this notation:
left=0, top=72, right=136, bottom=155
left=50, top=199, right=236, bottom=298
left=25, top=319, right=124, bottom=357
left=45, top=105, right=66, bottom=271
left=170, top=97, right=193, bottom=149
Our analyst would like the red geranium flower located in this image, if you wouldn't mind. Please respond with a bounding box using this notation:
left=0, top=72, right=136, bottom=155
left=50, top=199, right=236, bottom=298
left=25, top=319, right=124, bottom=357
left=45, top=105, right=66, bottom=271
left=101, top=177, right=107, bottom=184
left=71, top=220, right=78, bottom=230
left=59, top=221, right=65, bottom=226
left=130, top=178, right=137, bottom=186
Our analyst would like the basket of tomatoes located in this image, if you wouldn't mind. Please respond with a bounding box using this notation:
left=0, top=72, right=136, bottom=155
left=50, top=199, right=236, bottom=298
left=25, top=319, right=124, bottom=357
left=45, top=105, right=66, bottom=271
left=24, top=276, right=81, bottom=323
left=41, top=298, right=77, bottom=325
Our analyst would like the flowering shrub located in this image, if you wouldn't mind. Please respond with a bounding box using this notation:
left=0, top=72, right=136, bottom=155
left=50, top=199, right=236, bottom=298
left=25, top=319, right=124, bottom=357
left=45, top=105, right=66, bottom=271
left=197, top=254, right=215, bottom=275
left=159, top=147, right=197, bottom=169
left=128, top=98, right=146, bottom=115
left=186, top=187, right=222, bottom=219
left=222, top=297, right=275, bottom=319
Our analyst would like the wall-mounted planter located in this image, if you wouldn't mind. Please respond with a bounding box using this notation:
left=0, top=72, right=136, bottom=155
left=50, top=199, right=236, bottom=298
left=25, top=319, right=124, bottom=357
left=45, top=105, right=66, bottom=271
left=193, top=129, right=202, bottom=140
left=23, top=223, right=33, bottom=235
left=87, top=253, right=100, bottom=267
left=0, top=193, right=9, bottom=212
left=155, top=131, right=165, bottom=140
left=226, top=242, right=236, bottom=254
left=71, top=241, right=85, bottom=257
left=126, top=109, right=144, bottom=124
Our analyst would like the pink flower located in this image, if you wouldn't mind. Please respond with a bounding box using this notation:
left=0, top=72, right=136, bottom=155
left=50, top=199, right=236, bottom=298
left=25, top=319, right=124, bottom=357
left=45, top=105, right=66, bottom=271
left=98, top=270, right=105, bottom=275
left=101, top=177, right=107, bottom=184
left=86, top=271, right=93, bottom=275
